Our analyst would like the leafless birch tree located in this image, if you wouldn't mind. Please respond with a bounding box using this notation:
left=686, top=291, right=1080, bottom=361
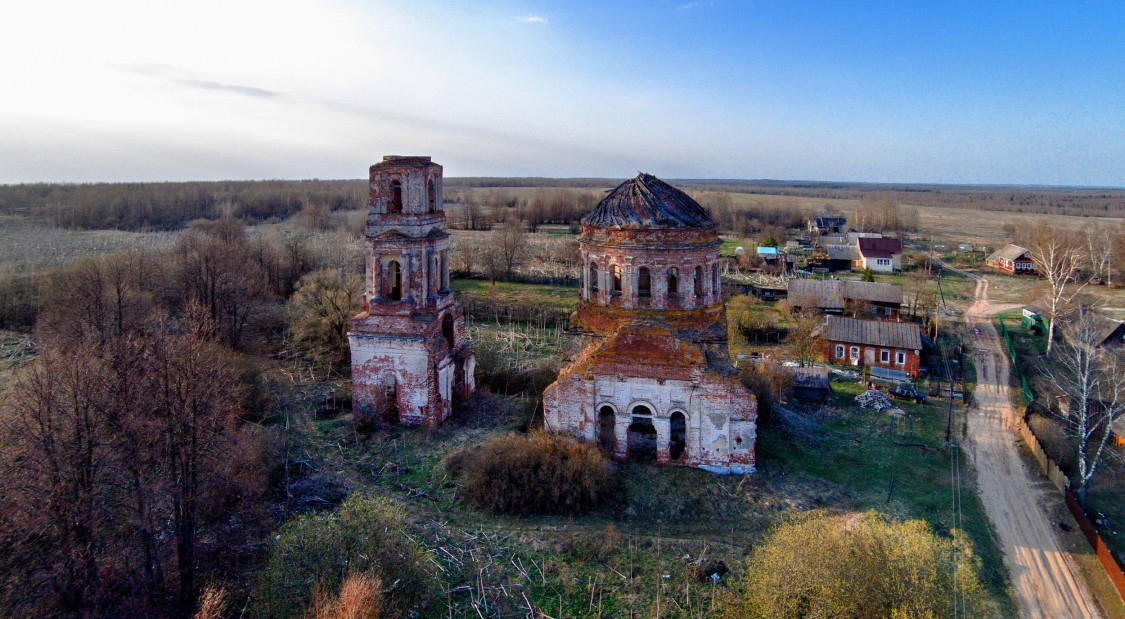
left=1039, top=310, right=1125, bottom=508
left=1083, top=223, right=1116, bottom=287
left=1028, top=222, right=1087, bottom=356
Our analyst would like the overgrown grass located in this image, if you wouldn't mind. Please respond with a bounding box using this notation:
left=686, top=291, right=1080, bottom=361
left=758, top=380, right=1014, bottom=614
left=276, top=364, right=1015, bottom=617
left=451, top=278, right=579, bottom=315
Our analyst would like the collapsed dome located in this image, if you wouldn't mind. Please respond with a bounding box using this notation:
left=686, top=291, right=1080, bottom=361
left=582, top=173, right=716, bottom=229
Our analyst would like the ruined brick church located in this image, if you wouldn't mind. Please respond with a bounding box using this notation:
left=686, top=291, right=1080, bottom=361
left=543, top=174, right=757, bottom=474
left=348, top=156, right=475, bottom=426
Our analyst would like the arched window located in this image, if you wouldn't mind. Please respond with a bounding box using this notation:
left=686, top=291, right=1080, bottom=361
left=694, top=266, right=703, bottom=298
left=589, top=262, right=599, bottom=297
left=667, top=267, right=679, bottom=298
left=387, top=260, right=402, bottom=300
left=597, top=405, right=615, bottom=456
left=612, top=265, right=622, bottom=295
left=638, top=267, right=651, bottom=298
left=669, top=411, right=686, bottom=460
left=427, top=178, right=436, bottom=213
left=389, top=180, right=403, bottom=213
left=712, top=264, right=720, bottom=296
left=442, top=313, right=455, bottom=349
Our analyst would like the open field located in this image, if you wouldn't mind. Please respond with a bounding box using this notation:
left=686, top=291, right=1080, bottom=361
left=0, top=215, right=179, bottom=276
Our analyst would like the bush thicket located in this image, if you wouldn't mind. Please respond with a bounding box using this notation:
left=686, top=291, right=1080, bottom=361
left=253, top=494, right=432, bottom=618
left=723, top=510, right=992, bottom=618
left=444, top=432, right=615, bottom=515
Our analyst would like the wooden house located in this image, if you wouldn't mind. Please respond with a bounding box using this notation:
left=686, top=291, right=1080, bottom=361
left=856, top=237, right=903, bottom=273
left=824, top=315, right=922, bottom=376
left=787, top=279, right=903, bottom=320
left=985, top=244, right=1034, bottom=275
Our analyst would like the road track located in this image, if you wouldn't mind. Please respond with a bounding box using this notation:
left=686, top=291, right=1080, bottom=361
left=962, top=274, right=1102, bottom=618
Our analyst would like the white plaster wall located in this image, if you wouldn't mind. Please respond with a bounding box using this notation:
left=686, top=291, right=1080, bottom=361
left=349, top=333, right=433, bottom=424
left=547, top=373, right=741, bottom=467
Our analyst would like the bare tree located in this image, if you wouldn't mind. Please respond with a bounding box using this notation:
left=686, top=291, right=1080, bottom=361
left=0, top=346, right=111, bottom=611
left=143, top=317, right=245, bottom=602
left=1083, top=223, right=1116, bottom=287
left=483, top=217, right=528, bottom=282
left=288, top=268, right=364, bottom=367
left=172, top=221, right=273, bottom=349
left=1038, top=310, right=1125, bottom=507
left=785, top=310, right=825, bottom=367
left=1028, top=221, right=1087, bottom=356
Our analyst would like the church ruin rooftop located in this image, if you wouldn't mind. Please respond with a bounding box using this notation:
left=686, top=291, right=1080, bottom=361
left=581, top=173, right=716, bottom=229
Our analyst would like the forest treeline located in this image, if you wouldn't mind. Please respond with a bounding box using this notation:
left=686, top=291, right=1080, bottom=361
left=1, top=177, right=1121, bottom=233
left=0, top=180, right=366, bottom=230
left=450, top=178, right=1125, bottom=218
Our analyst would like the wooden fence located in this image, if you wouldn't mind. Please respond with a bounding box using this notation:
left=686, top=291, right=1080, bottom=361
left=1014, top=410, right=1125, bottom=602
left=1065, top=490, right=1125, bottom=601
left=1012, top=415, right=1070, bottom=493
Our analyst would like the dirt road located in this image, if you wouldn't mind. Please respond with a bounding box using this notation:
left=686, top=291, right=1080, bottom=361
left=963, top=275, right=1102, bottom=618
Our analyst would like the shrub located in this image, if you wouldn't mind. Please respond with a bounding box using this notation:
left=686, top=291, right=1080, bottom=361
left=309, top=573, right=384, bottom=619
left=723, top=510, right=992, bottom=618
left=254, top=494, right=432, bottom=618
left=446, top=432, right=615, bottom=515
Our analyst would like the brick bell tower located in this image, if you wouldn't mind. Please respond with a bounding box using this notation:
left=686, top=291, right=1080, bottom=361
left=348, top=156, right=475, bottom=427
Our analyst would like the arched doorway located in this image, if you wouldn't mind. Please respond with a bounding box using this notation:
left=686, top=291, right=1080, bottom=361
left=442, top=313, right=455, bottom=349
left=589, top=262, right=599, bottom=298
left=597, top=405, right=616, bottom=457
left=669, top=411, right=686, bottom=460
left=627, top=405, right=657, bottom=461
left=667, top=267, right=679, bottom=299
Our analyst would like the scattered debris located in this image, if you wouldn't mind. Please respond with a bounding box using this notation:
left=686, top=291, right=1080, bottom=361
left=855, top=390, right=895, bottom=413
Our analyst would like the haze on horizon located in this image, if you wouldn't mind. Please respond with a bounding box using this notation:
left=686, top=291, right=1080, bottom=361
left=2, top=0, right=1123, bottom=187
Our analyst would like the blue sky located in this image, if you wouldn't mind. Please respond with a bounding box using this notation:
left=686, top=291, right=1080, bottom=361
left=1, top=0, right=1122, bottom=185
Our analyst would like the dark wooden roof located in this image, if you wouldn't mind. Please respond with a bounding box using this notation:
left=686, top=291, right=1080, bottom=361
left=581, top=173, right=716, bottom=229
left=788, top=279, right=903, bottom=309
left=824, top=315, right=921, bottom=349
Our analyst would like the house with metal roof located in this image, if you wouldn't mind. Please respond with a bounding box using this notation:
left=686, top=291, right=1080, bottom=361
left=823, top=315, right=922, bottom=375
left=856, top=237, right=903, bottom=272
left=985, top=244, right=1034, bottom=275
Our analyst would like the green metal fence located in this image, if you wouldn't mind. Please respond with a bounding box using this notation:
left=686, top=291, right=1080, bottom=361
left=997, top=316, right=1035, bottom=403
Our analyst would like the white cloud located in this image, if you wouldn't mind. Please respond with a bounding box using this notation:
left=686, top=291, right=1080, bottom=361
left=517, top=15, right=548, bottom=23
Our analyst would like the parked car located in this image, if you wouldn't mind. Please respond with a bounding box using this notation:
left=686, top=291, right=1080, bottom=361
left=888, top=385, right=926, bottom=403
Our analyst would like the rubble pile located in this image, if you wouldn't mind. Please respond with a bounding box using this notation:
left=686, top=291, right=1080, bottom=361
left=855, top=390, right=894, bottom=412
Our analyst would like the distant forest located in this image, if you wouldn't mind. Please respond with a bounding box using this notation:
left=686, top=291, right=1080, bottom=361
left=1, top=177, right=1122, bottom=231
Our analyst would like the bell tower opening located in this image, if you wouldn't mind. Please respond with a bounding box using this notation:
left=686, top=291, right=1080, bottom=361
left=387, top=260, right=402, bottom=300
left=390, top=180, right=403, bottom=213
